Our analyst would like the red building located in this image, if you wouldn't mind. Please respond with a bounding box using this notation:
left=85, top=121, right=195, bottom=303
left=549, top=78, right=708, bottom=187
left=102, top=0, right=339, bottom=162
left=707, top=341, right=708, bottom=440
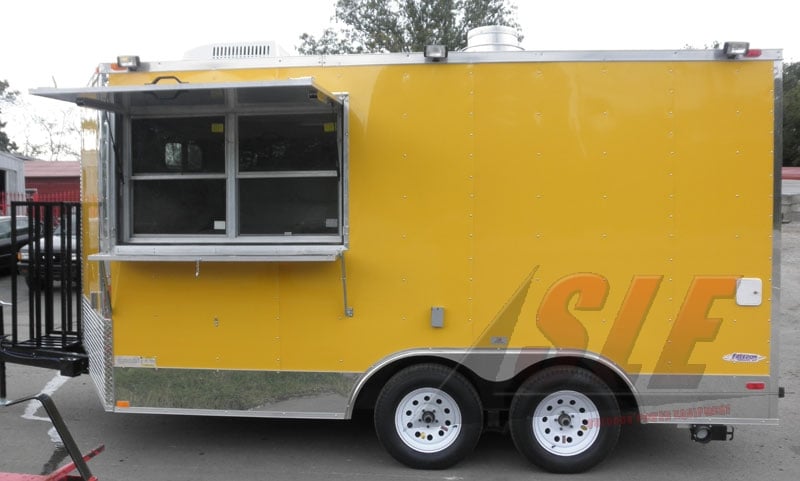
left=23, top=160, right=80, bottom=201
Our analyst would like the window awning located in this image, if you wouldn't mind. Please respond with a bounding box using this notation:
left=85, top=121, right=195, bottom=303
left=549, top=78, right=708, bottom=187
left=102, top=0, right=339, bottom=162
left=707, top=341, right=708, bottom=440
left=31, top=78, right=341, bottom=113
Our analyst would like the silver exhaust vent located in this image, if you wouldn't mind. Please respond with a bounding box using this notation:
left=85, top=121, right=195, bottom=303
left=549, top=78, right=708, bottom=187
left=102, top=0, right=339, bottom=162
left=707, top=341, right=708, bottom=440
left=463, top=26, right=523, bottom=52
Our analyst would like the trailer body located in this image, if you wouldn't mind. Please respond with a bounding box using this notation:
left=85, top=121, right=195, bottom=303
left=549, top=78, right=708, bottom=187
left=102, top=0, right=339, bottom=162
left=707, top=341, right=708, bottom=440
left=33, top=40, right=783, bottom=471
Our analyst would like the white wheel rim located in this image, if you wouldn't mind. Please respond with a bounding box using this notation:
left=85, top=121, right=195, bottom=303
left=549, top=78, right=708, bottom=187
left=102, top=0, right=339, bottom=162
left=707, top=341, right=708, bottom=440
left=532, top=390, right=601, bottom=456
left=394, top=387, right=462, bottom=453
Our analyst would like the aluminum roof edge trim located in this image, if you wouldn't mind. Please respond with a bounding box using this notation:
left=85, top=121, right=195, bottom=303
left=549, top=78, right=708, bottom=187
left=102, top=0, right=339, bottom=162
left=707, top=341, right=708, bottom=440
left=95, top=48, right=783, bottom=74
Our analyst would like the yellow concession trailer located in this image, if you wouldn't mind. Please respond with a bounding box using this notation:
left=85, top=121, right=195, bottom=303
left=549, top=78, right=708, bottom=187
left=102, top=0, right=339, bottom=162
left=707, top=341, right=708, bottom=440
left=32, top=38, right=784, bottom=472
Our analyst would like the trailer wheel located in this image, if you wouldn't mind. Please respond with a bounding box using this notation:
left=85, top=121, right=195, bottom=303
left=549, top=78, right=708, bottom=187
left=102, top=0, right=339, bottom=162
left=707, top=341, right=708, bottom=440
left=509, top=366, right=621, bottom=473
left=374, top=363, right=483, bottom=469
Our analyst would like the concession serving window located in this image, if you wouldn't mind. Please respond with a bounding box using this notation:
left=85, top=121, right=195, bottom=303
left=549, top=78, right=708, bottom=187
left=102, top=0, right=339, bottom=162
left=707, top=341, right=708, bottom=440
left=34, top=79, right=349, bottom=261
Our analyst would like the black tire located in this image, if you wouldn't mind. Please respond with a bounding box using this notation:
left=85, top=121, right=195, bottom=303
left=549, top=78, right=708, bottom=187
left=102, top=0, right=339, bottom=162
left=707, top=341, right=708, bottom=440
left=374, top=363, right=483, bottom=469
left=509, top=366, right=621, bottom=473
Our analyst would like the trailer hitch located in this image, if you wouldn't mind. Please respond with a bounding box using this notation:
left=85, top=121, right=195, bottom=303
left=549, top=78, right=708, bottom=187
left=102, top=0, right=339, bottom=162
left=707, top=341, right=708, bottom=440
left=690, top=424, right=734, bottom=444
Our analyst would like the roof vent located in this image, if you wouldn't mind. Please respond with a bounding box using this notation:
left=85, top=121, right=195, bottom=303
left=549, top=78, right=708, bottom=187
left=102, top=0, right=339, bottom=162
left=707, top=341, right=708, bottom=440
left=463, top=26, right=523, bottom=52
left=184, top=41, right=289, bottom=60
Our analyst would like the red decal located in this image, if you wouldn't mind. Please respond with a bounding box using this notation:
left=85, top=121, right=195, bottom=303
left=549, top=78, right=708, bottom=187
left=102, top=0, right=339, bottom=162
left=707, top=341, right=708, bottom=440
left=601, top=276, right=663, bottom=373
left=537, top=273, right=609, bottom=349
left=654, top=277, right=737, bottom=375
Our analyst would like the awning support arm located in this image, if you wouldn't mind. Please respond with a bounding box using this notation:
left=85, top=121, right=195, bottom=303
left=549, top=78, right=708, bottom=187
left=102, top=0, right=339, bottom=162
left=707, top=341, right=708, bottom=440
left=340, top=253, right=354, bottom=318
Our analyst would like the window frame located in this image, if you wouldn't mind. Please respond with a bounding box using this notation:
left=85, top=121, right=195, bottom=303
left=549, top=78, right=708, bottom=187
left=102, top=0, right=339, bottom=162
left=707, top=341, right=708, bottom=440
left=124, top=113, right=229, bottom=240
left=122, top=103, right=347, bottom=245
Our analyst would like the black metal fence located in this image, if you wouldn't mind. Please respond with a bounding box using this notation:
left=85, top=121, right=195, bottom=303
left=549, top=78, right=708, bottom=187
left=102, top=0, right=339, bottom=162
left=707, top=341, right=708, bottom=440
left=0, top=202, right=86, bottom=398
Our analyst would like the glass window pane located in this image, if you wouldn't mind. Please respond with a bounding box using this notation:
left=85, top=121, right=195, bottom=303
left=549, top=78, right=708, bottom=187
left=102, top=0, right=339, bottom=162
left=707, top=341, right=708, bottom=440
left=132, top=117, right=225, bottom=174
left=239, top=178, right=339, bottom=235
left=238, top=114, right=338, bottom=172
left=133, top=179, right=226, bottom=235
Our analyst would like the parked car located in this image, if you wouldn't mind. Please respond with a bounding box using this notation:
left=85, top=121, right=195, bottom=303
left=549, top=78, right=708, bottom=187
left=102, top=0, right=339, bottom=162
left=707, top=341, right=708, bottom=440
left=17, top=216, right=79, bottom=288
left=0, top=216, right=37, bottom=272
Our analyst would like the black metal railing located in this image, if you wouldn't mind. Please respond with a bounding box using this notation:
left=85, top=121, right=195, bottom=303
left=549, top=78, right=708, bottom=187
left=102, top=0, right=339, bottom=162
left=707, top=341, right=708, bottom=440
left=0, top=201, right=87, bottom=382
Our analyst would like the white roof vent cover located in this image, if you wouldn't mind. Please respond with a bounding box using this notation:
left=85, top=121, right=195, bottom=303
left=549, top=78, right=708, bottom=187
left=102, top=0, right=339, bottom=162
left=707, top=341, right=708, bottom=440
left=463, top=26, right=522, bottom=52
left=184, top=41, right=288, bottom=60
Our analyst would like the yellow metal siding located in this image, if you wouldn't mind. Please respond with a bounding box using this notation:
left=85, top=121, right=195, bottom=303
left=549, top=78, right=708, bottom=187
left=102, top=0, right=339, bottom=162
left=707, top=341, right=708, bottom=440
left=96, top=59, right=775, bottom=378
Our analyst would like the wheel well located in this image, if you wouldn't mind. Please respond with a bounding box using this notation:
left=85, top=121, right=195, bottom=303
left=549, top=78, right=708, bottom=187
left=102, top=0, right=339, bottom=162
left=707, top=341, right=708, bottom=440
left=352, top=356, right=489, bottom=413
left=352, top=355, right=639, bottom=417
left=506, top=356, right=640, bottom=416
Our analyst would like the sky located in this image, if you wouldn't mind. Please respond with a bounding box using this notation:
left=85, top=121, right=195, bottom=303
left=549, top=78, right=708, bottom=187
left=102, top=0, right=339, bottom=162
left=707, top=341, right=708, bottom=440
left=1, top=0, right=798, bottom=152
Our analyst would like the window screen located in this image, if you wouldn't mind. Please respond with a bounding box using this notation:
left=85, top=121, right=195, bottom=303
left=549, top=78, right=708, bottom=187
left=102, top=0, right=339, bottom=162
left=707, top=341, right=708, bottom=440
left=237, top=113, right=340, bottom=236
left=130, top=116, right=226, bottom=235
left=132, top=117, right=225, bottom=174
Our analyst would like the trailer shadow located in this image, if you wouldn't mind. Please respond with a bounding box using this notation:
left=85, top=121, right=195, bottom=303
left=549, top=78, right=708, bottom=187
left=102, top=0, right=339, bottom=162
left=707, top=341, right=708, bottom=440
left=87, top=410, right=743, bottom=479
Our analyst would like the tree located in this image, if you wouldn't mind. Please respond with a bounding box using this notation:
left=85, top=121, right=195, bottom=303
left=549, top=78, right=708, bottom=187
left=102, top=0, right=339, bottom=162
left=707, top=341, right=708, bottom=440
left=0, top=82, right=80, bottom=161
left=0, top=79, right=19, bottom=152
left=785, top=61, right=800, bottom=166
left=298, top=0, right=521, bottom=55
left=12, top=100, right=81, bottom=161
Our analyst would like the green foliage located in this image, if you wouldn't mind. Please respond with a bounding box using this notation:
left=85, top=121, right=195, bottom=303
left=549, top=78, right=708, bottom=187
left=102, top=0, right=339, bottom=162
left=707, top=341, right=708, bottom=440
left=0, top=79, right=19, bottom=152
left=298, top=0, right=521, bottom=54
left=785, top=62, right=800, bottom=166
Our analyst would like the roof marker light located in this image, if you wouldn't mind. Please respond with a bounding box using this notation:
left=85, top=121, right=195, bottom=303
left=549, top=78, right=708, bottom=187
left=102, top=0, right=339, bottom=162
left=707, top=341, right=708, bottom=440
left=722, top=42, right=750, bottom=59
left=116, top=55, right=141, bottom=70
left=424, top=45, right=448, bottom=61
